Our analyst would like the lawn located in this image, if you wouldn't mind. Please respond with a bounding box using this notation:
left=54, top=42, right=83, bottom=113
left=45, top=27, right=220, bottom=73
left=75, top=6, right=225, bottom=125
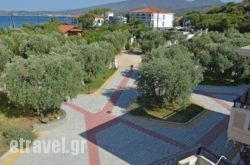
left=200, top=75, right=235, bottom=86
left=0, top=92, right=38, bottom=156
left=129, top=102, right=204, bottom=123
left=81, top=69, right=116, bottom=94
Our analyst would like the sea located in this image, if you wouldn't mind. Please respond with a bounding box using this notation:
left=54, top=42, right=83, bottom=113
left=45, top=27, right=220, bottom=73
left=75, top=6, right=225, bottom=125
left=0, top=15, right=77, bottom=29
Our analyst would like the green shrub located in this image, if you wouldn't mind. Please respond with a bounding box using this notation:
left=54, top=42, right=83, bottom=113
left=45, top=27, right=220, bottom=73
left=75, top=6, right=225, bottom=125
left=3, top=127, right=36, bottom=147
left=130, top=107, right=147, bottom=116
left=125, top=42, right=131, bottom=51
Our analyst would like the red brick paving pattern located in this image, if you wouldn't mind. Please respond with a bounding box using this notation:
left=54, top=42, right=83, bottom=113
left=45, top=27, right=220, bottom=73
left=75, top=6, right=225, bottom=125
left=65, top=71, right=234, bottom=165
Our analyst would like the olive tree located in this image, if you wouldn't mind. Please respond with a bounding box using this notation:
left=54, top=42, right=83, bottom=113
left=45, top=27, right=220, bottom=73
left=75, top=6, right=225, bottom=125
left=19, top=33, right=64, bottom=58
left=0, top=45, right=13, bottom=72
left=4, top=55, right=83, bottom=116
left=191, top=31, right=250, bottom=84
left=137, top=46, right=203, bottom=107
left=139, top=31, right=165, bottom=53
left=103, top=30, right=128, bottom=53
left=78, top=13, right=95, bottom=29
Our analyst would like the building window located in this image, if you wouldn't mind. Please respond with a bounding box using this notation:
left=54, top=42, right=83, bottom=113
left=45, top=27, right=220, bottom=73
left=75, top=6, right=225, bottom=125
left=141, top=13, right=145, bottom=19
left=163, top=14, right=165, bottom=19
left=162, top=21, right=165, bottom=27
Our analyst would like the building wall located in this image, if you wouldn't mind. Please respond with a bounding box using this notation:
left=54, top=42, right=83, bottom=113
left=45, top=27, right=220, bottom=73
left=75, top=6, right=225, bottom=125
left=93, top=18, right=104, bottom=27
left=152, top=13, right=174, bottom=28
left=130, top=12, right=174, bottom=28
left=228, top=107, right=250, bottom=145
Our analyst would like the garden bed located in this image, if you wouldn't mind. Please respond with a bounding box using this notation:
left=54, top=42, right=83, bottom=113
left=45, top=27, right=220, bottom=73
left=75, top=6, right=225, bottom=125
left=129, top=102, right=204, bottom=123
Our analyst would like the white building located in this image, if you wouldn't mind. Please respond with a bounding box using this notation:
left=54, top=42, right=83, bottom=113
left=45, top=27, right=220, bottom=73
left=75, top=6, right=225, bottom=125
left=105, top=11, right=114, bottom=18
left=105, top=11, right=114, bottom=23
left=130, top=7, right=174, bottom=29
left=93, top=15, right=105, bottom=27
left=116, top=16, right=127, bottom=25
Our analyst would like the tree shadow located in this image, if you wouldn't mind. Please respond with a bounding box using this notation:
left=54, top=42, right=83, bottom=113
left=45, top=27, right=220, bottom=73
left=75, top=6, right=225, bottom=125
left=122, top=50, right=143, bottom=56
left=120, top=69, right=139, bottom=81
left=100, top=69, right=139, bottom=110
left=75, top=69, right=235, bottom=164
left=78, top=109, right=233, bottom=164
left=78, top=114, right=182, bottom=165
left=102, top=87, right=138, bottom=110
left=193, top=86, right=244, bottom=102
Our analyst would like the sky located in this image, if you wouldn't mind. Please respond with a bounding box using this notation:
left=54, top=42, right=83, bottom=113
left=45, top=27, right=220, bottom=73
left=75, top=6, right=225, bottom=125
left=0, top=0, right=243, bottom=11
left=0, top=0, right=125, bottom=11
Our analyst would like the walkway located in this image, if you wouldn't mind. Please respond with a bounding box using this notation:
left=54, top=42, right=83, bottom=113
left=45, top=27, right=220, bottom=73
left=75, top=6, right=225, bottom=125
left=13, top=51, right=247, bottom=165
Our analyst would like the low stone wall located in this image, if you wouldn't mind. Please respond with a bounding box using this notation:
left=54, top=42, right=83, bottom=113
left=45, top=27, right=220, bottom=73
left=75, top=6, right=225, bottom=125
left=33, top=110, right=67, bottom=131
left=128, top=110, right=209, bottom=128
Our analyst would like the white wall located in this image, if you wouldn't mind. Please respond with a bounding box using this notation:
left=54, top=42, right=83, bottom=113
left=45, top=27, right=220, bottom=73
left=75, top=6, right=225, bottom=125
left=93, top=18, right=104, bottom=27
left=130, top=12, right=174, bottom=28
left=152, top=13, right=174, bottom=28
left=228, top=107, right=250, bottom=145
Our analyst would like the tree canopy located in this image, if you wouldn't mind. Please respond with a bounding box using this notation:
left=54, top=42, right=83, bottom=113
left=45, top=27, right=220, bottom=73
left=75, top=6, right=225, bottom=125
left=139, top=31, right=165, bottom=53
left=181, top=2, right=250, bottom=32
left=188, top=29, right=250, bottom=84
left=78, top=13, right=95, bottom=29
left=137, top=46, right=203, bottom=107
left=0, top=18, right=129, bottom=117
left=4, top=55, right=82, bottom=116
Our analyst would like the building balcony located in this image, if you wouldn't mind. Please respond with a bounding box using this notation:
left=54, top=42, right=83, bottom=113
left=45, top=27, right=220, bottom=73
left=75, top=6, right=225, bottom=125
left=149, top=145, right=232, bottom=165
left=228, top=91, right=250, bottom=146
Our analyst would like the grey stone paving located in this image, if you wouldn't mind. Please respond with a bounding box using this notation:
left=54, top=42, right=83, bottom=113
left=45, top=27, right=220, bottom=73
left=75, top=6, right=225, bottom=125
left=15, top=105, right=89, bottom=165
left=14, top=52, right=248, bottom=165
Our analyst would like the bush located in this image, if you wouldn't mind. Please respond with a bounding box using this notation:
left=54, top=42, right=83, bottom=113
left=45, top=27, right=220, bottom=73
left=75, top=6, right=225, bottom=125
left=3, top=127, right=36, bottom=147
left=130, top=107, right=147, bottom=116
left=125, top=42, right=132, bottom=51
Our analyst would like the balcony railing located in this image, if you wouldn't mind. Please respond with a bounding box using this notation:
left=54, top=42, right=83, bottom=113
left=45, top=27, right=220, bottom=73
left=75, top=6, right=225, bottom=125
left=148, top=145, right=233, bottom=165
left=233, top=95, right=250, bottom=110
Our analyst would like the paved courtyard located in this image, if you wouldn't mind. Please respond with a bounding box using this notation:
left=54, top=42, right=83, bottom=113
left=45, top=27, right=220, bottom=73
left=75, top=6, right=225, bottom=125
left=13, top=51, right=248, bottom=165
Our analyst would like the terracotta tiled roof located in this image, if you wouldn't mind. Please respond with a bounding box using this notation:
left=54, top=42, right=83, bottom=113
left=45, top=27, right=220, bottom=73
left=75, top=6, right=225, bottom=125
left=58, top=25, right=82, bottom=33
left=94, top=14, right=104, bottom=19
left=130, top=7, right=173, bottom=14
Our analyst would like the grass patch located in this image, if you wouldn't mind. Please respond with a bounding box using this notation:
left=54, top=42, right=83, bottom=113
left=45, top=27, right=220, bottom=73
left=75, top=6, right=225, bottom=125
left=201, top=75, right=235, bottom=86
left=0, top=92, right=38, bottom=156
left=3, top=126, right=36, bottom=148
left=147, top=104, right=181, bottom=119
left=0, top=113, right=37, bottom=156
left=129, top=102, right=204, bottom=123
left=81, top=69, right=116, bottom=94
left=166, top=104, right=204, bottom=123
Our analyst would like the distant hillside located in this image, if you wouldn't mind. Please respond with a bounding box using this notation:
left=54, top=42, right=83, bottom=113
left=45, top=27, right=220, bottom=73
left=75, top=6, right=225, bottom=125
left=0, top=0, right=240, bottom=16
left=62, top=0, right=224, bottom=15
left=181, top=1, right=250, bottom=32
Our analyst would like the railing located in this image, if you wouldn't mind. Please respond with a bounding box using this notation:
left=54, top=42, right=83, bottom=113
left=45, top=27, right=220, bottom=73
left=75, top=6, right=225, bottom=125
left=233, top=96, right=249, bottom=110
left=148, top=145, right=233, bottom=165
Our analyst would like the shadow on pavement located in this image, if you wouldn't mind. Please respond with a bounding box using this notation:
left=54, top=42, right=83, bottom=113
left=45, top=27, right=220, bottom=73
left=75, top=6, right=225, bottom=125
left=102, top=87, right=138, bottom=110
left=120, top=69, right=139, bottom=81
left=79, top=114, right=183, bottom=165
left=193, top=88, right=242, bottom=102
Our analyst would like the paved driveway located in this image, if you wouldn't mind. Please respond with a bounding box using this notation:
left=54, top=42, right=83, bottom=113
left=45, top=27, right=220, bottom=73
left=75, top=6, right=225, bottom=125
left=14, top=51, right=247, bottom=165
